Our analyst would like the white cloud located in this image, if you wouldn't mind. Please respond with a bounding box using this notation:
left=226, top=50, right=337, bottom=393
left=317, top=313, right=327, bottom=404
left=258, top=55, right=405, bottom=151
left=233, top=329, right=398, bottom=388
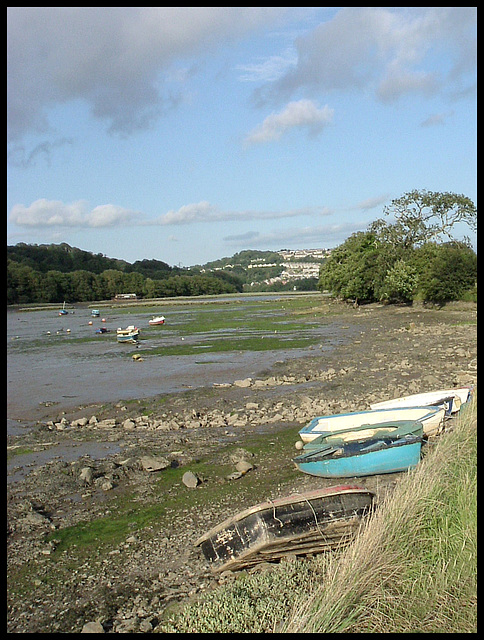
left=153, top=201, right=332, bottom=225
left=9, top=198, right=333, bottom=230
left=9, top=199, right=142, bottom=228
left=256, top=7, right=476, bottom=106
left=157, top=201, right=218, bottom=225
left=236, top=47, right=297, bottom=83
left=7, top=7, right=288, bottom=141
left=244, top=99, right=333, bottom=145
left=356, top=195, right=390, bottom=211
left=223, top=221, right=367, bottom=248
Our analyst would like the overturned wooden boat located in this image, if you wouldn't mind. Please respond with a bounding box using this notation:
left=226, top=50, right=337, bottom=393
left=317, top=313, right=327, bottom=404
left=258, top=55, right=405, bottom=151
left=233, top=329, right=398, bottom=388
left=298, top=406, right=445, bottom=443
left=370, top=387, right=473, bottom=415
left=195, top=485, right=375, bottom=573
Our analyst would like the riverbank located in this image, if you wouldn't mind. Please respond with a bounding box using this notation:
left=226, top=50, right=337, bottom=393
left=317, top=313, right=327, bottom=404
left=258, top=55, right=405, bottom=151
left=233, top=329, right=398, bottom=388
left=7, top=300, right=477, bottom=633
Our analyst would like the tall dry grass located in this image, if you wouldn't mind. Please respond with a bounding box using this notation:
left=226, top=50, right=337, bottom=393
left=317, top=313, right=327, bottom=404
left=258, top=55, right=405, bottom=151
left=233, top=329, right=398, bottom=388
left=284, top=393, right=477, bottom=634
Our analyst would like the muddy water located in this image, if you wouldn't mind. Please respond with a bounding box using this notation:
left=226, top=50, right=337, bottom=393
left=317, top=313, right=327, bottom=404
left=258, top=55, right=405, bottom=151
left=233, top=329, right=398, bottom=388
left=7, top=296, right=350, bottom=424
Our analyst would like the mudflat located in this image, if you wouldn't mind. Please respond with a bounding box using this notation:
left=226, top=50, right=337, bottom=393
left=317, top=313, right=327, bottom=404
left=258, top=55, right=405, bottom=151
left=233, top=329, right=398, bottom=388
left=7, top=299, right=477, bottom=633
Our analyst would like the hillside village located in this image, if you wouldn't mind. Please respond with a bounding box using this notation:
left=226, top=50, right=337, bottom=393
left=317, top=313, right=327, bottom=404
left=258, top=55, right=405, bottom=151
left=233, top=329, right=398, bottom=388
left=202, top=248, right=331, bottom=288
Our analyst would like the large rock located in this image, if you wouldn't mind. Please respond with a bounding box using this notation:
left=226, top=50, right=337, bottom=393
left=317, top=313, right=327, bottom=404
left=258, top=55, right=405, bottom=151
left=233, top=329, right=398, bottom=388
left=139, top=456, right=170, bottom=472
left=233, top=378, right=252, bottom=388
left=81, top=621, right=104, bottom=633
left=182, top=471, right=200, bottom=488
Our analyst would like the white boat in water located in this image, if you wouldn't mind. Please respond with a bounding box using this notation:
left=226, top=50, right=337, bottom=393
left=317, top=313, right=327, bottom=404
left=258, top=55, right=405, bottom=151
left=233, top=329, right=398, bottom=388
left=370, top=387, right=473, bottom=414
left=298, top=405, right=445, bottom=443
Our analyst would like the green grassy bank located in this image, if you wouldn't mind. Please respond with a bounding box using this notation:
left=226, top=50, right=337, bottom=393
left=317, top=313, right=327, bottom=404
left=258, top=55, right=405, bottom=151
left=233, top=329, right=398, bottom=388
left=160, top=392, right=477, bottom=633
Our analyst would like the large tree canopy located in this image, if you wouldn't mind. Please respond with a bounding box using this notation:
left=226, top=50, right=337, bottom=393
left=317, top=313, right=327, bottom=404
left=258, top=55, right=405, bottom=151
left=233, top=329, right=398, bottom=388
left=372, top=189, right=477, bottom=249
left=319, top=190, right=477, bottom=304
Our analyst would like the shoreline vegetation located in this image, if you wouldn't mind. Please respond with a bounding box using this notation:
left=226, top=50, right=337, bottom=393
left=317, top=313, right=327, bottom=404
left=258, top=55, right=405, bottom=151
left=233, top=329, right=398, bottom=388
left=161, top=393, right=477, bottom=633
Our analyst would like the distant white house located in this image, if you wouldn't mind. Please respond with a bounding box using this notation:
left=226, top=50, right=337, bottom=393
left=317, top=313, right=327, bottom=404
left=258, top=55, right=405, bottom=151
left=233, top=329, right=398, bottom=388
left=114, top=293, right=138, bottom=300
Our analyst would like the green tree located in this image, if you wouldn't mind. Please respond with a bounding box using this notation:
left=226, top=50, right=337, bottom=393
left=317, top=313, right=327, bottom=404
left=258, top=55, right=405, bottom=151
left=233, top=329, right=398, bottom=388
left=41, top=270, right=71, bottom=303
left=378, top=259, right=418, bottom=303
left=413, top=242, right=477, bottom=303
left=7, top=261, right=41, bottom=304
left=379, top=189, right=476, bottom=248
left=318, top=232, right=380, bottom=303
left=69, top=270, right=100, bottom=302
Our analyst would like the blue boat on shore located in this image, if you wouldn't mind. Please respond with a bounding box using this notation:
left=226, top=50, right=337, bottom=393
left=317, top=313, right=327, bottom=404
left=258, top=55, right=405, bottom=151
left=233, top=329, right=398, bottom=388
left=300, top=419, right=423, bottom=450
left=294, top=420, right=423, bottom=478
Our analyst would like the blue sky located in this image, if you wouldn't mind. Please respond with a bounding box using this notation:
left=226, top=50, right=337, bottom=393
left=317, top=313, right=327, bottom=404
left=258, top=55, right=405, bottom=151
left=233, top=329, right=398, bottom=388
left=7, top=7, right=477, bottom=266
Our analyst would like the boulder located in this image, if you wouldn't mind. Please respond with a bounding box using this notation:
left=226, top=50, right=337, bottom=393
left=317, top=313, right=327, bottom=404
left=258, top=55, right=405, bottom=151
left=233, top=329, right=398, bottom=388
left=139, top=456, right=170, bottom=472
left=81, top=621, right=105, bottom=633
left=182, top=471, right=200, bottom=488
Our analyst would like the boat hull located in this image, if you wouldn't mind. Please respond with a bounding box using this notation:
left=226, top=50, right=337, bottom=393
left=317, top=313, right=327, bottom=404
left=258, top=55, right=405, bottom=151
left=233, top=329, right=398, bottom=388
left=195, top=485, right=375, bottom=573
left=299, top=406, right=444, bottom=442
left=294, top=438, right=422, bottom=478
left=116, top=325, right=139, bottom=343
left=117, top=334, right=138, bottom=343
left=148, top=316, right=165, bottom=325
left=370, top=387, right=473, bottom=414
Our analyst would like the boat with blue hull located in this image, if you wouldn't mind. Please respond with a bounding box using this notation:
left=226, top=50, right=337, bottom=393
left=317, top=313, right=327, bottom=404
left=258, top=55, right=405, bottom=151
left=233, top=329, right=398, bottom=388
left=298, top=405, right=444, bottom=443
left=300, top=419, right=423, bottom=449
left=294, top=425, right=423, bottom=478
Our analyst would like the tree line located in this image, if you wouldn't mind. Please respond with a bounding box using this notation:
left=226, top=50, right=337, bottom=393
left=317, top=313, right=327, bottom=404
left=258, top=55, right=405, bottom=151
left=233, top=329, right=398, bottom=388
left=7, top=262, right=245, bottom=305
left=318, top=190, right=477, bottom=304
left=7, top=244, right=245, bottom=305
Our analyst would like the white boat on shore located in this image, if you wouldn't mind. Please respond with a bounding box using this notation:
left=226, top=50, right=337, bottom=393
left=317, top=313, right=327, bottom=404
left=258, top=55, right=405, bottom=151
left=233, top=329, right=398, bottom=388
left=116, top=325, right=140, bottom=343
left=148, top=316, right=165, bottom=326
left=370, top=387, right=473, bottom=414
left=298, top=406, right=445, bottom=443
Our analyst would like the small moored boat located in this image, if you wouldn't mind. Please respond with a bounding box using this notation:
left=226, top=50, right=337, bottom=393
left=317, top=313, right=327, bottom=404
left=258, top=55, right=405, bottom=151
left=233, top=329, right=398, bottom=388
left=58, top=301, right=68, bottom=316
left=116, top=325, right=140, bottom=343
left=148, top=315, right=165, bottom=326
left=298, top=406, right=445, bottom=443
left=91, top=309, right=100, bottom=317
left=195, top=485, right=375, bottom=573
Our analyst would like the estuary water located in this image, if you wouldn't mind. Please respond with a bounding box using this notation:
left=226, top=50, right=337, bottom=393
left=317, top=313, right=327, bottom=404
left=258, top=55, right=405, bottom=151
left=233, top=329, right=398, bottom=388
left=7, top=294, right=349, bottom=424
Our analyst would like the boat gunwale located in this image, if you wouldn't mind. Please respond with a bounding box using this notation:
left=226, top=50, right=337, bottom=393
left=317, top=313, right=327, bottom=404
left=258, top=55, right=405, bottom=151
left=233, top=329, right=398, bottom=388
left=298, top=405, right=444, bottom=437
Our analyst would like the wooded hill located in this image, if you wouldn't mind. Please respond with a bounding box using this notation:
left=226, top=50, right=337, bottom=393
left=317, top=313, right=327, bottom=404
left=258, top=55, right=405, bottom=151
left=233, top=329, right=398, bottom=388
left=7, top=243, right=319, bottom=305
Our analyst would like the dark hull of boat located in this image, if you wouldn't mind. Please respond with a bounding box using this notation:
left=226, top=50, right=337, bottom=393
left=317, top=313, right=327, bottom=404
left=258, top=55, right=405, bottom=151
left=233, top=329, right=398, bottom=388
left=195, top=485, right=375, bottom=573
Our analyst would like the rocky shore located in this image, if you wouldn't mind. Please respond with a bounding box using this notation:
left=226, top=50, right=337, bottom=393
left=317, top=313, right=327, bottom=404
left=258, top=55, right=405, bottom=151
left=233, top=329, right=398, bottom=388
left=7, top=301, right=477, bottom=633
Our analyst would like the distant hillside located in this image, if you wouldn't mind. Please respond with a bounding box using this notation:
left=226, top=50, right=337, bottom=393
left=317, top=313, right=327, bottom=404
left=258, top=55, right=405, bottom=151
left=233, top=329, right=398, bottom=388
left=7, top=242, right=129, bottom=274
left=7, top=242, right=326, bottom=305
